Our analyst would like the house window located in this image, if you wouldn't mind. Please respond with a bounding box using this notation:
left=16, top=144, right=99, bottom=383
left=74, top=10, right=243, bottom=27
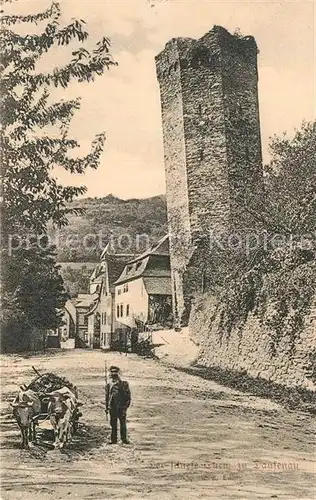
left=117, top=305, right=120, bottom=318
left=117, top=288, right=121, bottom=295
left=120, top=304, right=124, bottom=317
left=84, top=333, right=88, bottom=342
left=123, top=283, right=129, bottom=293
left=126, top=304, right=130, bottom=316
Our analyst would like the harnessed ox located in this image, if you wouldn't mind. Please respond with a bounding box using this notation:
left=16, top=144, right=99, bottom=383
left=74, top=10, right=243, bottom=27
left=11, top=389, right=41, bottom=449
left=45, top=386, right=78, bottom=449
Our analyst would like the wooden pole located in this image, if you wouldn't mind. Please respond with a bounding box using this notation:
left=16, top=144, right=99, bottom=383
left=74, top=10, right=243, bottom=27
left=104, top=361, right=108, bottom=421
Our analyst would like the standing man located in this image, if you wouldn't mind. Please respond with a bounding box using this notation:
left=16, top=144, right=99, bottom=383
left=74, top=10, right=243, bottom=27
left=105, top=366, right=131, bottom=444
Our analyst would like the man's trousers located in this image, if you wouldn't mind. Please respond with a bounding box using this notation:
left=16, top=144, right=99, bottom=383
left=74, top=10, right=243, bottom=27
left=109, top=407, right=127, bottom=443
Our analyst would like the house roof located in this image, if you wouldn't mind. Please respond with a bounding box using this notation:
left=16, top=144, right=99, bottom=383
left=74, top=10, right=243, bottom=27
left=114, top=235, right=170, bottom=285
left=114, top=256, right=171, bottom=285
left=100, top=242, right=136, bottom=261
left=86, top=298, right=99, bottom=316
left=64, top=300, right=77, bottom=324
left=116, top=257, right=149, bottom=284
left=89, top=255, right=130, bottom=291
left=72, top=293, right=99, bottom=309
left=107, top=256, right=130, bottom=289
left=89, top=262, right=106, bottom=282
left=143, top=277, right=172, bottom=296
left=127, top=234, right=169, bottom=264
left=85, top=255, right=130, bottom=317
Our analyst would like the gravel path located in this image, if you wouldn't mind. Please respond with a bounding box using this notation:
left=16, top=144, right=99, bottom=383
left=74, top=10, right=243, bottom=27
left=1, top=349, right=315, bottom=499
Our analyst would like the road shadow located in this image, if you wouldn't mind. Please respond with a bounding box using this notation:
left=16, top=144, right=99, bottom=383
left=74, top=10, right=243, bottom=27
left=65, top=422, right=109, bottom=455
left=176, top=364, right=316, bottom=415
left=134, top=342, right=162, bottom=359
left=149, top=384, right=231, bottom=402
left=21, top=349, right=71, bottom=359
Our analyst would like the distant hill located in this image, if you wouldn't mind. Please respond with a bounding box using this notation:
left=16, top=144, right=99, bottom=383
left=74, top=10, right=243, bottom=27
left=50, top=194, right=167, bottom=262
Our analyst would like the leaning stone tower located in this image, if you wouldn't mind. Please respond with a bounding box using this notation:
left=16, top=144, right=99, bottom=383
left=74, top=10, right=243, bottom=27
left=155, top=25, right=264, bottom=326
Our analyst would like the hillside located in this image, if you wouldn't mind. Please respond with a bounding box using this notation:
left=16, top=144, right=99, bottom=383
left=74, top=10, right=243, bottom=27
left=50, top=194, right=167, bottom=262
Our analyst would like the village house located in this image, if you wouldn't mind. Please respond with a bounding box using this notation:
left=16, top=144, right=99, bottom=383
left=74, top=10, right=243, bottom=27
left=58, top=300, right=75, bottom=348
left=58, top=294, right=98, bottom=348
left=86, top=245, right=132, bottom=349
left=59, top=237, right=172, bottom=351
left=113, top=235, right=173, bottom=343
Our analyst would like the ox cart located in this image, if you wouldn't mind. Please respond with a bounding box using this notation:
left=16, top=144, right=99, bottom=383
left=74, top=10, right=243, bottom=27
left=11, top=366, right=83, bottom=449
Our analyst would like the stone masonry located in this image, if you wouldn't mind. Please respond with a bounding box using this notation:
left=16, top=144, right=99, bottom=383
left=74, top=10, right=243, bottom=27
left=190, top=293, right=316, bottom=390
left=155, top=26, right=264, bottom=326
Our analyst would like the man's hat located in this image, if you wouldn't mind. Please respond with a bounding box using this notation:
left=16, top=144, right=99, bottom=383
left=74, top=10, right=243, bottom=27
left=109, top=365, right=120, bottom=373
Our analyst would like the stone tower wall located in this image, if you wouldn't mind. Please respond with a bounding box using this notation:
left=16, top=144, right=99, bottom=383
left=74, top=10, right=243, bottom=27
left=156, top=39, right=194, bottom=323
left=156, top=26, right=264, bottom=325
left=216, top=29, right=264, bottom=230
left=181, top=30, right=231, bottom=239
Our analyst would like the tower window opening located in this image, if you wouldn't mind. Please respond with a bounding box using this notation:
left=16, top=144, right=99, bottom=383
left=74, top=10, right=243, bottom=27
left=198, top=103, right=202, bottom=115
left=199, top=149, right=204, bottom=161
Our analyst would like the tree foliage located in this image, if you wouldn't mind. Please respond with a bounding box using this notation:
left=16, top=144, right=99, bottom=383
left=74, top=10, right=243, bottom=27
left=1, top=240, right=68, bottom=351
left=217, top=121, right=316, bottom=348
left=265, top=121, right=316, bottom=236
left=0, top=1, right=116, bottom=351
left=1, top=0, right=116, bottom=233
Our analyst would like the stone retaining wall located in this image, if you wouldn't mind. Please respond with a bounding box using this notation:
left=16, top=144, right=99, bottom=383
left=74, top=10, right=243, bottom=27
left=190, top=293, right=316, bottom=390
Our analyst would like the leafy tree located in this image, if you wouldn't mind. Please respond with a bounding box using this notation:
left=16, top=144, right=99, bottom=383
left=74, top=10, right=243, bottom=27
left=265, top=121, right=316, bottom=236
left=1, top=0, right=116, bottom=233
left=238, top=121, right=316, bottom=238
left=0, top=0, right=116, bottom=350
left=1, top=239, right=68, bottom=351
left=217, top=121, right=316, bottom=346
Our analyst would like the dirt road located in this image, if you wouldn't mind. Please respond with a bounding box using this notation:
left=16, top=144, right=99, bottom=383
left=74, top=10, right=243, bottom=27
left=1, top=349, right=315, bottom=499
